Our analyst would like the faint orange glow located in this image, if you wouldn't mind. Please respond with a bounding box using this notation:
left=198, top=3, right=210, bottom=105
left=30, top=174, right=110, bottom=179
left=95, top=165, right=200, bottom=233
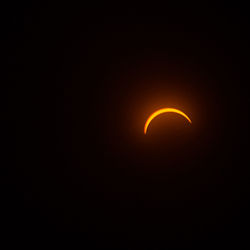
left=144, top=108, right=192, bottom=134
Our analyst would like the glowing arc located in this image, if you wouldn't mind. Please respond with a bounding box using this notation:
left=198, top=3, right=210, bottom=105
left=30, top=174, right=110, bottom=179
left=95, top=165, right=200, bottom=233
left=144, top=108, right=192, bottom=134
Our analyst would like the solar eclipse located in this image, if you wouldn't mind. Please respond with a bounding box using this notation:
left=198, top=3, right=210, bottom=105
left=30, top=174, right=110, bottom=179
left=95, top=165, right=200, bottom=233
left=144, top=108, right=192, bottom=134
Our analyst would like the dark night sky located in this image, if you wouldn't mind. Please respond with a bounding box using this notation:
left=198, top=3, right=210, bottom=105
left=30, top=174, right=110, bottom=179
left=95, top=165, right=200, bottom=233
left=4, top=3, right=250, bottom=248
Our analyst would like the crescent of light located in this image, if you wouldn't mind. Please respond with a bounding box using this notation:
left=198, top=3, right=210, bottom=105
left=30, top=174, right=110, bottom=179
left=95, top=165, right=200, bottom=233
left=144, top=108, right=192, bottom=134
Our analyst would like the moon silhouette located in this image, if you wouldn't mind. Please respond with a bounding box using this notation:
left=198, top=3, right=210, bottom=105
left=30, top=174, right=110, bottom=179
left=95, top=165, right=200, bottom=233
left=144, top=108, right=192, bottom=134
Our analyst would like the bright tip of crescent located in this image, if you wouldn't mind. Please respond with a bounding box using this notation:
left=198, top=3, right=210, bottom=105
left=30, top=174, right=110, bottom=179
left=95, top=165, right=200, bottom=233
left=144, top=108, right=192, bottom=134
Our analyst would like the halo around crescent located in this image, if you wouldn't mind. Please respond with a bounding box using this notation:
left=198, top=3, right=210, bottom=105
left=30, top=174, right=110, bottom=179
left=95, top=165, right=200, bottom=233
left=144, top=108, right=192, bottom=134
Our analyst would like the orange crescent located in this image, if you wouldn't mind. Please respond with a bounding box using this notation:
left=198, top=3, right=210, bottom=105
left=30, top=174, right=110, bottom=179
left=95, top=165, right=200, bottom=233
left=144, top=108, right=192, bottom=134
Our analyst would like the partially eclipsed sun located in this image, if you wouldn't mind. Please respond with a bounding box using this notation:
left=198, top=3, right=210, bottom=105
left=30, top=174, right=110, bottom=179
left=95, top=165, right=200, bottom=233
left=144, top=108, right=192, bottom=134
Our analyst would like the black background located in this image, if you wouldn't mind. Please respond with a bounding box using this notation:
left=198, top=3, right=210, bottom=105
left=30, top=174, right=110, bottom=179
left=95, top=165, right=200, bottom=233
left=4, top=2, right=250, bottom=248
